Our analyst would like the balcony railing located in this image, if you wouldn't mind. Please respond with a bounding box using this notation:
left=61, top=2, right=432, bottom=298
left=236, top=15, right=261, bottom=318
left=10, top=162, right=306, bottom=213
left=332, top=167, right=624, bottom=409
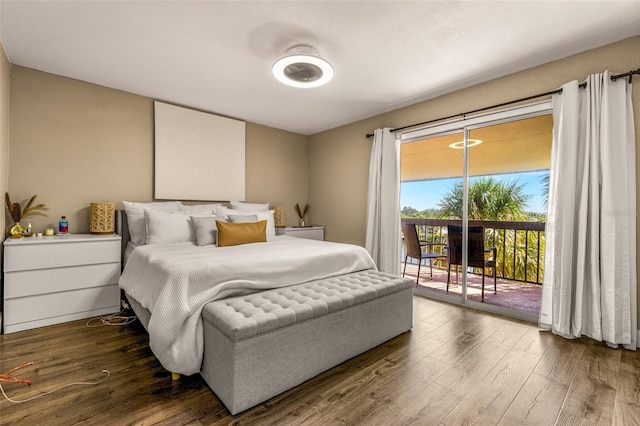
left=401, top=218, right=546, bottom=285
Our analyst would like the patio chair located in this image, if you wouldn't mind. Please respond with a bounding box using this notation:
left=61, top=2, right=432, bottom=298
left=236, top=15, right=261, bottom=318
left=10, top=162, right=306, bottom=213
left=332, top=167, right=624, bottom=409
left=446, top=225, right=497, bottom=301
left=402, top=223, right=447, bottom=285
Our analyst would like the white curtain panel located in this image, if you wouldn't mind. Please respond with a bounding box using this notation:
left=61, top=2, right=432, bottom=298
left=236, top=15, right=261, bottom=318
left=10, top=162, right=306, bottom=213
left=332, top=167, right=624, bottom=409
left=365, top=128, right=401, bottom=275
left=540, top=71, right=637, bottom=349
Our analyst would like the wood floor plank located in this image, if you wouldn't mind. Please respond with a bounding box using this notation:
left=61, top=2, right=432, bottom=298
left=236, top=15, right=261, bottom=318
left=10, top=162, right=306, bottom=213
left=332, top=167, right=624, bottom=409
left=435, top=319, right=529, bottom=395
left=412, top=295, right=450, bottom=322
left=554, top=340, right=623, bottom=425
left=612, top=350, right=640, bottom=425
left=400, top=382, right=464, bottom=425
left=440, top=349, right=541, bottom=425
left=532, top=335, right=588, bottom=386
left=420, top=301, right=469, bottom=328
left=498, top=372, right=568, bottom=425
left=555, top=374, right=616, bottom=425
left=580, top=341, right=622, bottom=387
left=422, top=314, right=468, bottom=342
left=511, top=327, right=555, bottom=356
left=429, top=313, right=506, bottom=365
left=402, top=333, right=447, bottom=362
left=352, top=354, right=452, bottom=423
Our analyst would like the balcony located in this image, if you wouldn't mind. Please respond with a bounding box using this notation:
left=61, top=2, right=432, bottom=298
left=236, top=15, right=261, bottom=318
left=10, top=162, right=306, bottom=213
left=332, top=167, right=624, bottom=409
left=401, top=218, right=544, bottom=316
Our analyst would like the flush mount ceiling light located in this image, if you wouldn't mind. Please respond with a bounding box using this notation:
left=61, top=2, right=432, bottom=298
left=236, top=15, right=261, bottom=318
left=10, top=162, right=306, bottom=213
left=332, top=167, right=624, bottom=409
left=449, top=139, right=483, bottom=149
left=272, top=45, right=334, bottom=88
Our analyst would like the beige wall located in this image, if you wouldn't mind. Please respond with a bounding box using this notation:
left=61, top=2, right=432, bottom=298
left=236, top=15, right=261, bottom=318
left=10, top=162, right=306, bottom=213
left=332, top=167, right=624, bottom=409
left=245, top=122, right=309, bottom=226
left=0, top=42, right=9, bottom=240
left=8, top=66, right=309, bottom=233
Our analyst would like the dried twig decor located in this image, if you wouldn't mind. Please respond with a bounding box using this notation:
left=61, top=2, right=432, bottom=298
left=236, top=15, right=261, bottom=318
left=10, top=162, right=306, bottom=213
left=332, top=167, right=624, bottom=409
left=295, top=203, right=309, bottom=219
left=5, top=193, right=48, bottom=222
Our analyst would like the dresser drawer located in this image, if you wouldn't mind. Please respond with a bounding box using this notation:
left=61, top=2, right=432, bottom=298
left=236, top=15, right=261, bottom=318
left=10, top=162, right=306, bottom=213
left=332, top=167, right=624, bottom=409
left=4, top=263, right=121, bottom=298
left=4, top=284, right=120, bottom=330
left=4, top=239, right=120, bottom=272
left=2, top=234, right=122, bottom=333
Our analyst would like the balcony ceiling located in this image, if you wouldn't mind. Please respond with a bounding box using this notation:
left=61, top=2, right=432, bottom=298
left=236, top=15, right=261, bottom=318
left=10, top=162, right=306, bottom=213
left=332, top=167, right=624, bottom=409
left=401, top=114, right=553, bottom=181
left=1, top=2, right=639, bottom=135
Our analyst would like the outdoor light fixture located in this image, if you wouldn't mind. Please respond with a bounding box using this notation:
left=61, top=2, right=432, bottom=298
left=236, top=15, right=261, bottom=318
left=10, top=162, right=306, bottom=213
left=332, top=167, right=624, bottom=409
left=448, top=139, right=483, bottom=149
left=272, top=45, right=334, bottom=88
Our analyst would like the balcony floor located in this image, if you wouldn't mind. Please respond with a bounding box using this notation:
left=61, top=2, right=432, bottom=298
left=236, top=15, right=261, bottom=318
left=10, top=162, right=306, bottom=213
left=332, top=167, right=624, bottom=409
left=402, top=263, right=542, bottom=316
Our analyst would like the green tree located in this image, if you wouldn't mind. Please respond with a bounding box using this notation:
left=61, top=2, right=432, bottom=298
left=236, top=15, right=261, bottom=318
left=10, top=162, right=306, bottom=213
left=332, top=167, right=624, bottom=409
left=437, top=177, right=531, bottom=220
left=401, top=206, right=424, bottom=218
left=541, top=172, right=550, bottom=209
left=401, top=206, right=442, bottom=219
left=436, top=177, right=544, bottom=282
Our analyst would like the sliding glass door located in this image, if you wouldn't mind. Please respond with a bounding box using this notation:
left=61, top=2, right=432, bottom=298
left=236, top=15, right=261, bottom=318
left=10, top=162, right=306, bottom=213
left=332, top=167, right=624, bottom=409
left=399, top=102, right=552, bottom=320
left=400, top=130, right=464, bottom=299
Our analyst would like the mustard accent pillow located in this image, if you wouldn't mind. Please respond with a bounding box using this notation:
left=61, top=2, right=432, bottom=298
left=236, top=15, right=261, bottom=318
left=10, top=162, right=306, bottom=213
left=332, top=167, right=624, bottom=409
left=216, top=220, right=267, bottom=247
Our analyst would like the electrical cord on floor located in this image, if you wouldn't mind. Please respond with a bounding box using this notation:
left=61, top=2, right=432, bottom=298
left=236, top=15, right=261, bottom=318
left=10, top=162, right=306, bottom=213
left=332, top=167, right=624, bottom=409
left=86, top=304, right=137, bottom=327
left=0, top=363, right=110, bottom=404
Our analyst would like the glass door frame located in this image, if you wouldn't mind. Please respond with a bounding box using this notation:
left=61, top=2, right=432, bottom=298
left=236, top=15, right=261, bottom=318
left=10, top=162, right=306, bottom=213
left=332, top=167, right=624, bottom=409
left=399, top=101, right=552, bottom=320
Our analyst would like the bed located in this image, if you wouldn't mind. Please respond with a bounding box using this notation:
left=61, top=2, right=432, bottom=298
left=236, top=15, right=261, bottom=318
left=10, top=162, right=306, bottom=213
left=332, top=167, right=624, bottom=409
left=116, top=203, right=414, bottom=414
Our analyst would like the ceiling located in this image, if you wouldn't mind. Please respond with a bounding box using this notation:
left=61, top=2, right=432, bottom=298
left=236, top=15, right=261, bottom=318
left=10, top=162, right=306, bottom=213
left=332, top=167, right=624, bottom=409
left=1, top=1, right=639, bottom=136
left=401, top=114, right=553, bottom=181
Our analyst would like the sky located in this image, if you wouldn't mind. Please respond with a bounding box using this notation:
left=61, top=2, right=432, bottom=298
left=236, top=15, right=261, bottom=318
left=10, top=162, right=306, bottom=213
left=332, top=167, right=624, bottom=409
left=400, top=170, right=549, bottom=214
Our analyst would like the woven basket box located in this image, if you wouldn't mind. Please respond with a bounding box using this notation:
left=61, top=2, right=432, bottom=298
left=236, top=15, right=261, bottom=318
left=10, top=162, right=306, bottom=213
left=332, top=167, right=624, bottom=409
left=90, top=203, right=115, bottom=234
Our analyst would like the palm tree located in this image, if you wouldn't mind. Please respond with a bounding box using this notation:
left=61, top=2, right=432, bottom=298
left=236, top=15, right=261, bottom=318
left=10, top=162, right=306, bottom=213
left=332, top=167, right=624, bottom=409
left=437, top=177, right=542, bottom=282
left=437, top=177, right=531, bottom=220
left=541, top=172, right=550, bottom=209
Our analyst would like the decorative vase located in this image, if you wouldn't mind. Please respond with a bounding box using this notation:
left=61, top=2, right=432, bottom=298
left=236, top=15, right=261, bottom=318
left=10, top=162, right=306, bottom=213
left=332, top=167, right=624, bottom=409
left=299, top=218, right=305, bottom=227
left=9, top=222, right=25, bottom=238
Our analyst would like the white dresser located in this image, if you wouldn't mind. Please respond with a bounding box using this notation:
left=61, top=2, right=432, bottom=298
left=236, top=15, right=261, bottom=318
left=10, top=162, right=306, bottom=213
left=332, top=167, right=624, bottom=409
left=2, top=234, right=121, bottom=333
left=284, top=226, right=324, bottom=241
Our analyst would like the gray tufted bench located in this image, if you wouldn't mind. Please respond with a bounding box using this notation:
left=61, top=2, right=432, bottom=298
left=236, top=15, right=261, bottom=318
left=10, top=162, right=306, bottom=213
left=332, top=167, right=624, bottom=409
left=199, top=269, right=414, bottom=414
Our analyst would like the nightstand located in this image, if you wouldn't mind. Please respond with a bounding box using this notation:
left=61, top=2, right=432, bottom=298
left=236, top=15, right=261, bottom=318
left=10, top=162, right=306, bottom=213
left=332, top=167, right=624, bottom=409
left=284, top=226, right=324, bottom=241
left=2, top=234, right=121, bottom=333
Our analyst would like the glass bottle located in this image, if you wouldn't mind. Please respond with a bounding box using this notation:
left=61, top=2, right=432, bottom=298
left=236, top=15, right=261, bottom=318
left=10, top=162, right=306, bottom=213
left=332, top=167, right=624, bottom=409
left=58, top=216, right=69, bottom=234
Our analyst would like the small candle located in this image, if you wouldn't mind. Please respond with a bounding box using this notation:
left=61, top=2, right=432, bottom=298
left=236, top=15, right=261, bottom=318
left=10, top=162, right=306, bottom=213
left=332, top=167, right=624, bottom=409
left=44, top=228, right=54, bottom=236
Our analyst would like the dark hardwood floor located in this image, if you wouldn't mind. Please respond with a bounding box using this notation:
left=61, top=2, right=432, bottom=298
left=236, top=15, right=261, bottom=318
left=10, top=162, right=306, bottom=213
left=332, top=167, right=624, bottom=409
left=1, top=296, right=639, bottom=425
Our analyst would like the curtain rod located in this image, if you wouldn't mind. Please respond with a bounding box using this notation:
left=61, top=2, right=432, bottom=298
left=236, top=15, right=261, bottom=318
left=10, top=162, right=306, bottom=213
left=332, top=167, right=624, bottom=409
left=365, top=67, right=640, bottom=139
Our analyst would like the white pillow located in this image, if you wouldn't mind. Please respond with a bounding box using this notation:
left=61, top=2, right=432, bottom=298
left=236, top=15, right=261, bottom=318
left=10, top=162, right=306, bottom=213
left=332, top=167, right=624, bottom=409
left=179, top=203, right=223, bottom=215
left=218, top=208, right=276, bottom=241
left=123, top=201, right=181, bottom=245
left=214, top=205, right=233, bottom=218
left=190, top=215, right=224, bottom=246
left=145, top=209, right=194, bottom=244
left=230, top=201, right=270, bottom=212
left=228, top=214, right=259, bottom=223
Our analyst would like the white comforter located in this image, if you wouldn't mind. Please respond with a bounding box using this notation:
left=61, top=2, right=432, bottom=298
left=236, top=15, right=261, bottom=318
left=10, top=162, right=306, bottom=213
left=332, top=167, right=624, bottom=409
left=119, top=236, right=377, bottom=375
